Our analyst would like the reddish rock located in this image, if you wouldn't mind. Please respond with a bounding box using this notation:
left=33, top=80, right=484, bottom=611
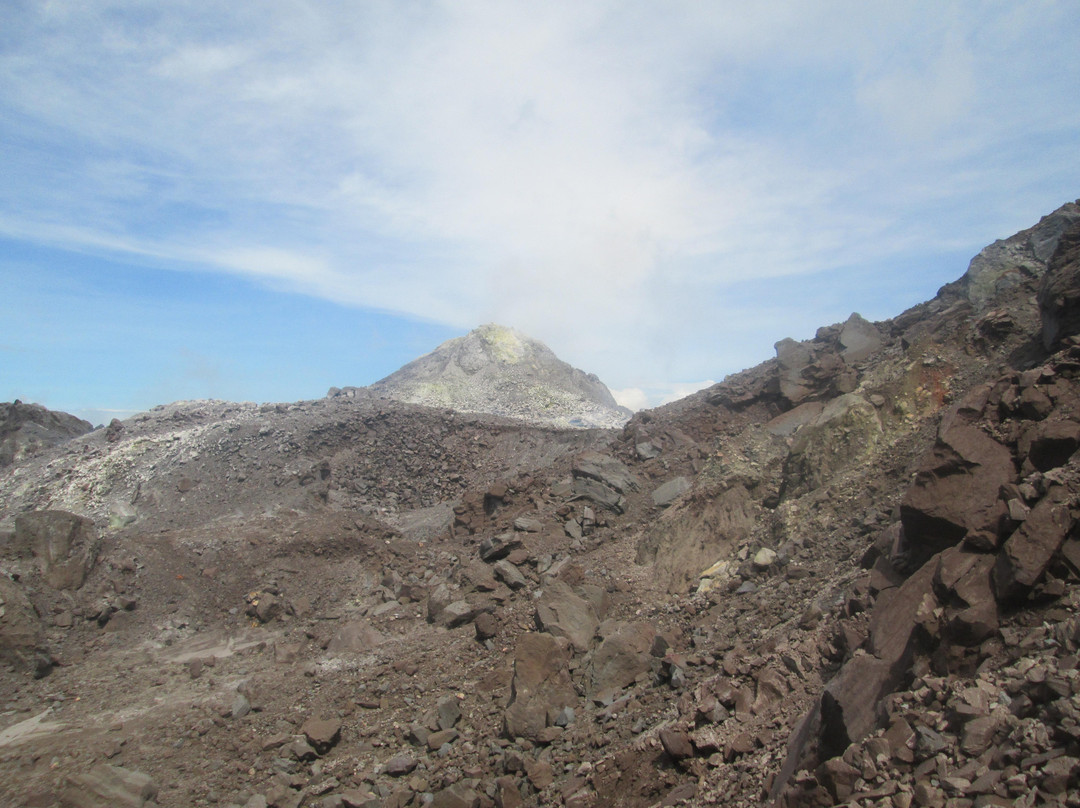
left=820, top=655, right=900, bottom=757
left=503, top=633, right=577, bottom=741
left=1020, top=419, right=1080, bottom=471
left=659, top=727, right=694, bottom=760
left=994, top=485, right=1077, bottom=601
left=301, top=717, right=342, bottom=754
left=534, top=581, right=598, bottom=652
left=900, top=426, right=1014, bottom=563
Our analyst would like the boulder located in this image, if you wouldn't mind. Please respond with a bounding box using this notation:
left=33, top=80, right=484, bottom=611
left=775, top=338, right=815, bottom=405
left=503, top=633, right=577, bottom=741
left=651, top=477, right=690, bottom=507
left=60, top=765, right=158, bottom=808
left=869, top=557, right=938, bottom=667
left=14, top=510, right=100, bottom=590
left=819, top=655, right=901, bottom=759
left=585, top=622, right=659, bottom=701
left=431, top=783, right=481, bottom=808
left=301, top=717, right=342, bottom=754
left=479, top=534, right=523, bottom=562
left=571, top=451, right=637, bottom=494
left=570, top=476, right=626, bottom=514
left=326, top=621, right=384, bottom=654
left=0, top=574, right=51, bottom=676
left=933, top=547, right=998, bottom=644
left=900, top=425, right=1014, bottom=562
left=782, top=394, right=883, bottom=498
left=637, top=483, right=756, bottom=594
left=535, top=581, right=598, bottom=652
left=994, top=484, right=1078, bottom=601
left=493, top=559, right=527, bottom=590
left=1019, top=419, right=1080, bottom=472
left=839, top=313, right=884, bottom=362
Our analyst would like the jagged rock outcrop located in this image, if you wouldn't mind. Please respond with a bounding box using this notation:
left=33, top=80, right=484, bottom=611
left=0, top=400, right=92, bottom=467
left=361, top=324, right=631, bottom=429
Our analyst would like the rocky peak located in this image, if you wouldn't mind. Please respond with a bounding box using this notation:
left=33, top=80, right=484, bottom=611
left=363, top=324, right=631, bottom=429
left=0, top=400, right=93, bottom=467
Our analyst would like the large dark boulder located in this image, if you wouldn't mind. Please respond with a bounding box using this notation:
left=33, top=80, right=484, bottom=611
left=900, top=425, right=1015, bottom=562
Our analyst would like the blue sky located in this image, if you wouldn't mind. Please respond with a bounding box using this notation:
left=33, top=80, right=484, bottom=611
left=2, top=1, right=1078, bottom=423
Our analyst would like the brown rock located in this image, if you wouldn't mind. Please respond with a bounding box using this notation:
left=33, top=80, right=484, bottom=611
left=900, top=426, right=1014, bottom=564
left=534, top=581, right=598, bottom=652
left=818, top=757, right=860, bottom=802
left=0, top=574, right=50, bottom=676
left=494, top=776, right=523, bottom=808
left=15, top=510, right=100, bottom=591
left=383, top=755, right=418, bottom=776
left=585, top=621, right=658, bottom=701
left=1020, top=419, right=1080, bottom=472
left=503, top=633, right=577, bottom=741
left=60, top=765, right=157, bottom=808
left=820, top=655, right=900, bottom=757
left=960, top=715, right=999, bottom=757
left=659, top=727, right=694, bottom=760
left=995, top=484, right=1077, bottom=600
left=524, top=758, right=554, bottom=789
left=869, top=557, right=938, bottom=667
left=301, top=717, right=342, bottom=754
left=474, top=612, right=498, bottom=640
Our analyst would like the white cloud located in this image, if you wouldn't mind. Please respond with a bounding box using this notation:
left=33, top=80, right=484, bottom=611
left=613, top=380, right=717, bottom=411
left=1, top=2, right=1078, bottom=398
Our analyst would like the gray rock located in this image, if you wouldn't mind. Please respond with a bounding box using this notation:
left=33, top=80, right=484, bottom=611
left=437, top=695, right=462, bottom=730
left=572, top=450, right=637, bottom=494
left=651, top=477, right=690, bottom=507
left=231, top=693, right=252, bottom=719
left=0, top=574, right=51, bottom=676
left=493, top=560, right=527, bottom=590
left=479, top=534, right=522, bottom=562
left=839, top=313, right=883, bottom=362
left=383, top=755, right=418, bottom=776
left=535, top=581, right=598, bottom=652
left=60, top=765, right=158, bottom=808
left=14, top=510, right=100, bottom=591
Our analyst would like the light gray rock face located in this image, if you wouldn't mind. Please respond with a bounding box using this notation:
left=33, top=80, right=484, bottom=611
left=365, top=324, right=631, bottom=429
left=960, top=201, right=1080, bottom=309
left=839, top=313, right=883, bottom=363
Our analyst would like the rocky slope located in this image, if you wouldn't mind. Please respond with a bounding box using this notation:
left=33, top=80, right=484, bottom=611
left=360, top=324, right=631, bottom=430
left=0, top=201, right=1079, bottom=808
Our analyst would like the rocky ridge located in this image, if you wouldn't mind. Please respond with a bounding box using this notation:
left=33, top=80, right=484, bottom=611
left=0, top=201, right=1078, bottom=808
left=0, top=400, right=92, bottom=468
